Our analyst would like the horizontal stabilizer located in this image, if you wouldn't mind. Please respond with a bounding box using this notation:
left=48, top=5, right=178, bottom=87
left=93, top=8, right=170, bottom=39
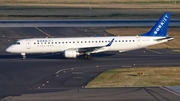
left=154, top=36, right=174, bottom=41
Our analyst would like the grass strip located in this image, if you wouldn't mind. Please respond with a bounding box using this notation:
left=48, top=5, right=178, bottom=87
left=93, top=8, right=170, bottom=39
left=86, top=67, right=180, bottom=88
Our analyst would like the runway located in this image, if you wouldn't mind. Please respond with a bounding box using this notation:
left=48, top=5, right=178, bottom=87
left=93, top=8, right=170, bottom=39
left=0, top=26, right=180, bottom=100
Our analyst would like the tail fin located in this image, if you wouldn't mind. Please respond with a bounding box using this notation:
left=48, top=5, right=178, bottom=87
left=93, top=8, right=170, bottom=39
left=141, top=13, right=170, bottom=36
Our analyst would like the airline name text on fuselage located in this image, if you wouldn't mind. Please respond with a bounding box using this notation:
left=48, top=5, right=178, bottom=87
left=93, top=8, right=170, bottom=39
left=37, top=39, right=53, bottom=43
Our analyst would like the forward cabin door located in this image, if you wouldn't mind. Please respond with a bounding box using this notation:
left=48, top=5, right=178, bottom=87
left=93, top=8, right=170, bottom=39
left=137, top=36, right=141, bottom=46
left=26, top=39, right=31, bottom=49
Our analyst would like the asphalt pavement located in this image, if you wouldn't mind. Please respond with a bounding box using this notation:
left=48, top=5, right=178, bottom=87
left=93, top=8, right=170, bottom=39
left=0, top=26, right=179, bottom=101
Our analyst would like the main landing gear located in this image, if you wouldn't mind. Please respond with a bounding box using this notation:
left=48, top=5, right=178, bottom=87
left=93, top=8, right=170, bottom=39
left=84, top=54, right=92, bottom=60
left=21, top=53, right=26, bottom=60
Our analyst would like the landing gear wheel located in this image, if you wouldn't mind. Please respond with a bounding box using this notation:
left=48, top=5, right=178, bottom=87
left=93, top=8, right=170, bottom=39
left=84, top=55, right=92, bottom=60
left=21, top=53, right=26, bottom=60
left=22, top=55, right=26, bottom=60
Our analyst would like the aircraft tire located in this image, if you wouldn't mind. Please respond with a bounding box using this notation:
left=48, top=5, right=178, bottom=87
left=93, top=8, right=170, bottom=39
left=85, top=55, right=91, bottom=60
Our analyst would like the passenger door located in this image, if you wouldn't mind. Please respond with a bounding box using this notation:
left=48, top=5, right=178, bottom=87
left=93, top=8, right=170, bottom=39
left=26, top=39, right=31, bottom=49
left=137, top=36, right=141, bottom=46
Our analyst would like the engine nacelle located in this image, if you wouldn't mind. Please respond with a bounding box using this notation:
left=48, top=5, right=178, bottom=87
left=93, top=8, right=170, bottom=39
left=63, top=49, right=79, bottom=58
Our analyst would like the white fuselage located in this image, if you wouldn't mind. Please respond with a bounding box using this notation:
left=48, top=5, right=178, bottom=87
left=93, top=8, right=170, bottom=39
left=6, top=36, right=168, bottom=54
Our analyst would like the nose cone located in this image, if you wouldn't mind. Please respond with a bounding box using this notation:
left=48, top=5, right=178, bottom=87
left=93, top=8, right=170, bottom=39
left=6, top=46, right=12, bottom=53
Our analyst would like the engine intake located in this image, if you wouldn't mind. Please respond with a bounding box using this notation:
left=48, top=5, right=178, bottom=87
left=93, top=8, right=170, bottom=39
left=63, top=49, right=79, bottom=58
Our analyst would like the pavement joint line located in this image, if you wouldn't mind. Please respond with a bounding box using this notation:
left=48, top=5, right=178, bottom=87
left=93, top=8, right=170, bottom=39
left=35, top=27, right=52, bottom=38
left=147, top=49, right=162, bottom=54
left=33, top=87, right=81, bottom=90
left=0, top=59, right=18, bottom=61
left=72, top=72, right=83, bottom=74
left=159, top=86, right=180, bottom=97
left=121, top=65, right=132, bottom=67
left=73, top=77, right=85, bottom=79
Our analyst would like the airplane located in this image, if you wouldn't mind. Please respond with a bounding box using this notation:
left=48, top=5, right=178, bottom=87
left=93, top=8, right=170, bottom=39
left=6, top=12, right=173, bottom=60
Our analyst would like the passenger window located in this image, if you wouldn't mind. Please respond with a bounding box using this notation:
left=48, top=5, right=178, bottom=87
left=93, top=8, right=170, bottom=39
left=34, top=43, right=36, bottom=44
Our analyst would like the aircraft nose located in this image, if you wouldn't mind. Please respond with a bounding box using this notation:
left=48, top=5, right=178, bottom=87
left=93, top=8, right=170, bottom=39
left=6, top=46, right=12, bottom=52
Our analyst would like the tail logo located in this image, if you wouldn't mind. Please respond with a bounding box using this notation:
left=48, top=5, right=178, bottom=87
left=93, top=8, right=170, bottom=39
left=154, top=14, right=169, bottom=35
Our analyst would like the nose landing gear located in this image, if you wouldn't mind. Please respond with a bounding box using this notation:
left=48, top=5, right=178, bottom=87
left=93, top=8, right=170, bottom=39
left=21, top=53, right=26, bottom=60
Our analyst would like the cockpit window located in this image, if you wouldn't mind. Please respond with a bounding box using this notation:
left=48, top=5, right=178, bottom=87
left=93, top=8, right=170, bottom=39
left=17, top=42, right=20, bottom=45
left=14, top=42, right=20, bottom=45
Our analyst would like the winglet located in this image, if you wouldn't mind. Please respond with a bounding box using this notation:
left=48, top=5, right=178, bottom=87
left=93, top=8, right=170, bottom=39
left=106, top=38, right=114, bottom=47
left=141, top=12, right=171, bottom=36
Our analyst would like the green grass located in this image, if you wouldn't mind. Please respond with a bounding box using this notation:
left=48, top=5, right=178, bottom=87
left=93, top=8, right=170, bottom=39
left=86, top=67, right=180, bottom=88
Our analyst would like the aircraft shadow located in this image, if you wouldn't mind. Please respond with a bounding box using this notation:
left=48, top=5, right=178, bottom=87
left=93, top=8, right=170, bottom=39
left=0, top=52, right=115, bottom=60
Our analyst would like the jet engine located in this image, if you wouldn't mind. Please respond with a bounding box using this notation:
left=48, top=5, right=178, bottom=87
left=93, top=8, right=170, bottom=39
left=63, top=49, right=79, bottom=58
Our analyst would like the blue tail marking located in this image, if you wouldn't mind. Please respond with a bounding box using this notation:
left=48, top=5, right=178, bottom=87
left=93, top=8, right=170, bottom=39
left=141, top=13, right=170, bottom=36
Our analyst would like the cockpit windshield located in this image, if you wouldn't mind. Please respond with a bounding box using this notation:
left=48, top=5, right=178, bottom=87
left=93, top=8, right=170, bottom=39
left=14, top=42, right=20, bottom=45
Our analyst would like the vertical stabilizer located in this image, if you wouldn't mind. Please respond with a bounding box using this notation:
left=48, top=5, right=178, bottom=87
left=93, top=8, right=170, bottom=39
left=141, top=13, right=170, bottom=36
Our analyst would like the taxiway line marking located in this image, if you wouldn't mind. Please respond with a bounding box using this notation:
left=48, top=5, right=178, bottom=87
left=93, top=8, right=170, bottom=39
left=147, top=49, right=162, bottom=54
left=0, top=96, right=13, bottom=101
left=160, top=86, right=180, bottom=97
left=35, top=27, right=52, bottom=38
left=72, top=72, right=83, bottom=74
